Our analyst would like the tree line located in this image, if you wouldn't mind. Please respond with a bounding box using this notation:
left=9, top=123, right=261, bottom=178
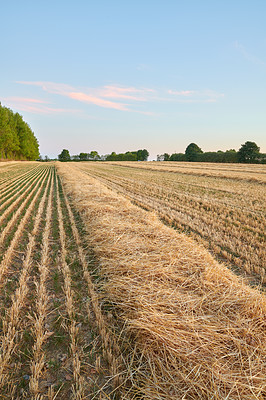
left=58, top=149, right=149, bottom=162
left=58, top=142, right=264, bottom=164
left=0, top=103, right=39, bottom=160
left=158, top=141, right=265, bottom=163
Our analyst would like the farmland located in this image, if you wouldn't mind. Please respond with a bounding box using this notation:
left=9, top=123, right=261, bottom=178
left=0, top=161, right=266, bottom=399
left=70, top=161, right=266, bottom=285
left=0, top=162, right=119, bottom=399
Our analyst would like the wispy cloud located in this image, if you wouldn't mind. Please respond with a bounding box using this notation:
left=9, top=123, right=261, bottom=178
left=167, top=89, right=224, bottom=103
left=17, top=81, right=153, bottom=113
left=234, top=41, right=265, bottom=66
left=97, top=85, right=155, bottom=101
left=68, top=91, right=129, bottom=111
left=3, top=96, right=79, bottom=115
left=15, top=81, right=225, bottom=116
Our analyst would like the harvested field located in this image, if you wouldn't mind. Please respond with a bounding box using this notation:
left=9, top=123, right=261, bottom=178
left=1, top=160, right=266, bottom=399
left=69, top=161, right=266, bottom=285
left=57, top=162, right=266, bottom=400
left=0, top=162, right=119, bottom=399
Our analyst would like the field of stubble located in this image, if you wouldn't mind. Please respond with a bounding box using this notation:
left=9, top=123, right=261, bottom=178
left=0, top=161, right=265, bottom=400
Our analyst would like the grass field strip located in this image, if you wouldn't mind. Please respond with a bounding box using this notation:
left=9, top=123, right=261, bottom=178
left=0, top=166, right=48, bottom=225
left=0, top=164, right=43, bottom=210
left=75, top=163, right=266, bottom=284
left=57, top=162, right=266, bottom=400
left=0, top=167, right=50, bottom=290
left=0, top=169, right=52, bottom=394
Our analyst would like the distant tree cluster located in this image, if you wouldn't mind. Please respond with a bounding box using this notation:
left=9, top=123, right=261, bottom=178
left=0, top=103, right=39, bottom=160
left=58, top=149, right=149, bottom=162
left=158, top=141, right=264, bottom=164
left=106, top=149, right=149, bottom=161
left=58, top=149, right=101, bottom=162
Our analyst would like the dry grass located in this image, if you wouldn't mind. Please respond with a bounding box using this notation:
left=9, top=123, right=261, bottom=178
left=57, top=162, right=266, bottom=400
left=111, top=161, right=266, bottom=183
left=72, top=161, right=266, bottom=283
left=60, top=176, right=124, bottom=391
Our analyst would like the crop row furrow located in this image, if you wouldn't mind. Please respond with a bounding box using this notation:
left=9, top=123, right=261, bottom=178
left=0, top=166, right=48, bottom=225
left=56, top=176, right=85, bottom=399
left=0, top=164, right=40, bottom=194
left=0, top=170, right=52, bottom=392
left=29, top=172, right=54, bottom=399
left=0, top=165, right=43, bottom=210
left=0, top=167, right=49, bottom=246
left=0, top=168, right=50, bottom=290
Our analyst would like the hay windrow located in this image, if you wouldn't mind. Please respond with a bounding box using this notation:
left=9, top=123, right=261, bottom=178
left=57, top=162, right=266, bottom=400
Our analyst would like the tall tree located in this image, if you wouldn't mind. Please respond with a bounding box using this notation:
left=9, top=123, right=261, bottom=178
left=0, top=104, right=39, bottom=160
left=58, top=149, right=71, bottom=162
left=185, top=143, right=203, bottom=161
left=89, top=151, right=100, bottom=160
left=137, top=149, right=149, bottom=161
left=238, top=141, right=260, bottom=163
left=79, top=152, right=89, bottom=161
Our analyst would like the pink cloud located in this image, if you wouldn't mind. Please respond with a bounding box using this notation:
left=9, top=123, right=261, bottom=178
left=5, top=97, right=49, bottom=104
left=168, top=89, right=224, bottom=103
left=15, top=81, right=224, bottom=114
left=17, top=81, right=73, bottom=96
left=17, top=81, right=154, bottom=113
left=99, top=85, right=155, bottom=101
left=68, top=91, right=129, bottom=111
left=168, top=90, right=195, bottom=96
left=3, top=96, right=79, bottom=115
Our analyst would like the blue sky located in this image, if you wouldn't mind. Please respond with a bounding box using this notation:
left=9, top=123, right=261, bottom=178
left=1, top=0, right=265, bottom=159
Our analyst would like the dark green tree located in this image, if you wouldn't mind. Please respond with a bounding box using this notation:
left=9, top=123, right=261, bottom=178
left=238, top=141, right=260, bottom=163
left=169, top=153, right=186, bottom=161
left=137, top=149, right=149, bottom=161
left=123, top=152, right=137, bottom=161
left=79, top=152, right=89, bottom=161
left=185, top=143, right=203, bottom=161
left=89, top=151, right=100, bottom=160
left=0, top=104, right=38, bottom=160
left=58, top=149, right=71, bottom=162
left=163, top=153, right=170, bottom=161
left=106, top=152, right=117, bottom=161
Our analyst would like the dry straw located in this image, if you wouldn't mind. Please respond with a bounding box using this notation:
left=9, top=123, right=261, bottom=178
left=57, top=163, right=266, bottom=400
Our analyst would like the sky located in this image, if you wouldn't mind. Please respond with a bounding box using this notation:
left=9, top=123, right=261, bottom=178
left=1, top=0, right=266, bottom=160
